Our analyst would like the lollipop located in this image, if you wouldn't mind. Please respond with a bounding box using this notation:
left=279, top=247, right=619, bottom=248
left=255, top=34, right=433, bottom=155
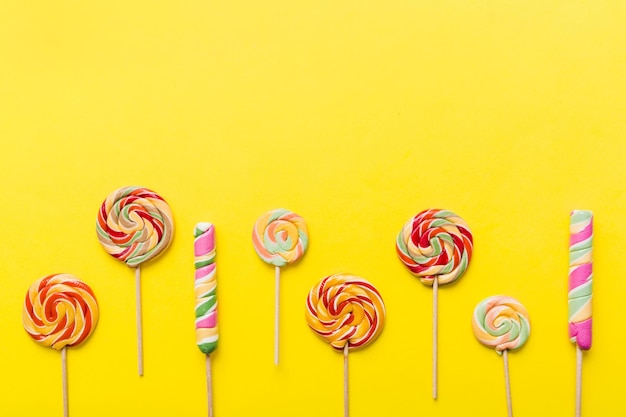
left=306, top=273, right=385, bottom=417
left=195, top=222, right=218, bottom=417
left=472, top=296, right=530, bottom=417
left=252, top=208, right=308, bottom=365
left=568, top=210, right=593, bottom=417
left=396, top=208, right=473, bottom=399
left=96, top=185, right=174, bottom=375
left=23, top=274, right=99, bottom=417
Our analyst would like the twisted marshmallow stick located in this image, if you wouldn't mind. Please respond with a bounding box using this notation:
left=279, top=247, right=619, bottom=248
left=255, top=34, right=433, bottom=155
left=195, top=223, right=218, bottom=417
left=569, top=210, right=593, bottom=417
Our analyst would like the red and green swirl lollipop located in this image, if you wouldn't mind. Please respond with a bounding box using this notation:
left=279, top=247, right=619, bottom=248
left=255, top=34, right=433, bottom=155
left=396, top=208, right=473, bottom=399
left=96, top=185, right=174, bottom=376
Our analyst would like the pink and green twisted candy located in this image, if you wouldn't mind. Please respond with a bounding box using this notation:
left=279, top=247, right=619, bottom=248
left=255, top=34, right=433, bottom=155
left=195, top=223, right=218, bottom=354
left=569, top=210, right=593, bottom=350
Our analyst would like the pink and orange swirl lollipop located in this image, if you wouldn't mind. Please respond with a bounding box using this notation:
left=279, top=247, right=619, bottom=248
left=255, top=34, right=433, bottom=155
left=396, top=208, right=473, bottom=399
left=96, top=185, right=174, bottom=375
left=23, top=274, right=99, bottom=417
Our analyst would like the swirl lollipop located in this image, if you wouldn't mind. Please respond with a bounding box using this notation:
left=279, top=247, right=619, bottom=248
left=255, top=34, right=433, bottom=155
left=472, top=296, right=530, bottom=417
left=306, top=273, right=385, bottom=417
left=252, top=208, right=308, bottom=365
left=195, top=222, right=218, bottom=417
left=96, top=185, right=174, bottom=375
left=23, top=274, right=99, bottom=417
left=396, top=208, right=473, bottom=399
left=569, top=210, right=593, bottom=417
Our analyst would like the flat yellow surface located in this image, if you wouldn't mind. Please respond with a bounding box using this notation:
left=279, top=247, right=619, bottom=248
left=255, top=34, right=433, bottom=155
left=1, top=1, right=625, bottom=416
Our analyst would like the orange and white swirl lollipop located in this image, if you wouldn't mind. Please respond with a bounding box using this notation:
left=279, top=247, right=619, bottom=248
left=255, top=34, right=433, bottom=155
left=252, top=208, right=308, bottom=365
left=23, top=274, right=99, bottom=417
left=306, top=273, right=385, bottom=417
left=96, top=185, right=174, bottom=376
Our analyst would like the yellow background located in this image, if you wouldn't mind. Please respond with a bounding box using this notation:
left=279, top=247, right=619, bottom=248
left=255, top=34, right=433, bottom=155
left=0, top=0, right=625, bottom=416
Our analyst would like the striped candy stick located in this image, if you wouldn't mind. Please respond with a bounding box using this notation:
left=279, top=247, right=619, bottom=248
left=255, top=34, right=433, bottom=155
left=568, top=210, right=592, bottom=417
left=195, top=223, right=218, bottom=417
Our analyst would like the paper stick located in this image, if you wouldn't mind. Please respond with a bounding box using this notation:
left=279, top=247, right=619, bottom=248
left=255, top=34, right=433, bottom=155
left=207, top=354, right=213, bottom=417
left=275, top=265, right=280, bottom=365
left=433, top=278, right=439, bottom=399
left=136, top=266, right=144, bottom=376
left=344, top=343, right=349, bottom=417
left=576, top=346, right=582, bottom=417
left=62, top=347, right=68, bottom=417
left=503, top=349, right=512, bottom=417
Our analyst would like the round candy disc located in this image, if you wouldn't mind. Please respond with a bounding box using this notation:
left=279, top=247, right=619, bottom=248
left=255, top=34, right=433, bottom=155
left=23, top=274, right=99, bottom=350
left=96, top=186, right=174, bottom=268
left=252, top=208, right=308, bottom=267
left=472, top=295, right=530, bottom=354
left=306, top=273, right=385, bottom=351
left=396, top=209, right=473, bottom=286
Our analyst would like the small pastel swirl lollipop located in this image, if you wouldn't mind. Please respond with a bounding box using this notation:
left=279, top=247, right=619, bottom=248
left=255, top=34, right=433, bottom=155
left=252, top=208, right=308, bottom=365
left=96, top=185, right=174, bottom=376
left=396, top=208, right=473, bottom=286
left=252, top=208, right=308, bottom=267
left=569, top=210, right=593, bottom=350
left=96, top=186, right=174, bottom=267
left=23, top=274, right=99, bottom=417
left=472, top=295, right=530, bottom=417
left=306, top=273, right=385, bottom=350
left=306, top=273, right=385, bottom=417
left=472, top=296, right=530, bottom=354
left=396, top=208, right=473, bottom=399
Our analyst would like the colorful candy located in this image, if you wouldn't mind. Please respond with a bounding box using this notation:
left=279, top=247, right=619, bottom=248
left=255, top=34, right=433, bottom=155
left=252, top=208, right=308, bottom=267
left=23, top=274, right=99, bottom=350
left=195, top=222, right=218, bottom=355
left=306, top=273, right=385, bottom=350
left=396, top=209, right=473, bottom=285
left=96, top=186, right=174, bottom=267
left=472, top=295, right=530, bottom=354
left=568, top=210, right=593, bottom=350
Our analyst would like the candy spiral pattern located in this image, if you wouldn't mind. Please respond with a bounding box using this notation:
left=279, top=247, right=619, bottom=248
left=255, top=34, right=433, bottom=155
left=569, top=210, right=593, bottom=350
left=306, top=274, right=385, bottom=351
left=195, top=222, right=218, bottom=355
left=23, top=274, right=99, bottom=350
left=96, top=186, right=174, bottom=268
left=252, top=208, right=308, bottom=267
left=472, top=296, right=530, bottom=354
left=396, top=209, right=473, bottom=286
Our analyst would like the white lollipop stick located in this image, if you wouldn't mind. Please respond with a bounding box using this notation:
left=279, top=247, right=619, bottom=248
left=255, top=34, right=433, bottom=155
left=576, top=346, right=582, bottom=417
left=275, top=266, right=280, bottom=366
left=136, top=266, right=144, bottom=376
left=207, top=354, right=213, bottom=417
left=503, top=349, right=512, bottom=417
left=432, top=278, right=438, bottom=399
left=344, top=343, right=349, bottom=417
left=62, top=347, right=68, bottom=417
